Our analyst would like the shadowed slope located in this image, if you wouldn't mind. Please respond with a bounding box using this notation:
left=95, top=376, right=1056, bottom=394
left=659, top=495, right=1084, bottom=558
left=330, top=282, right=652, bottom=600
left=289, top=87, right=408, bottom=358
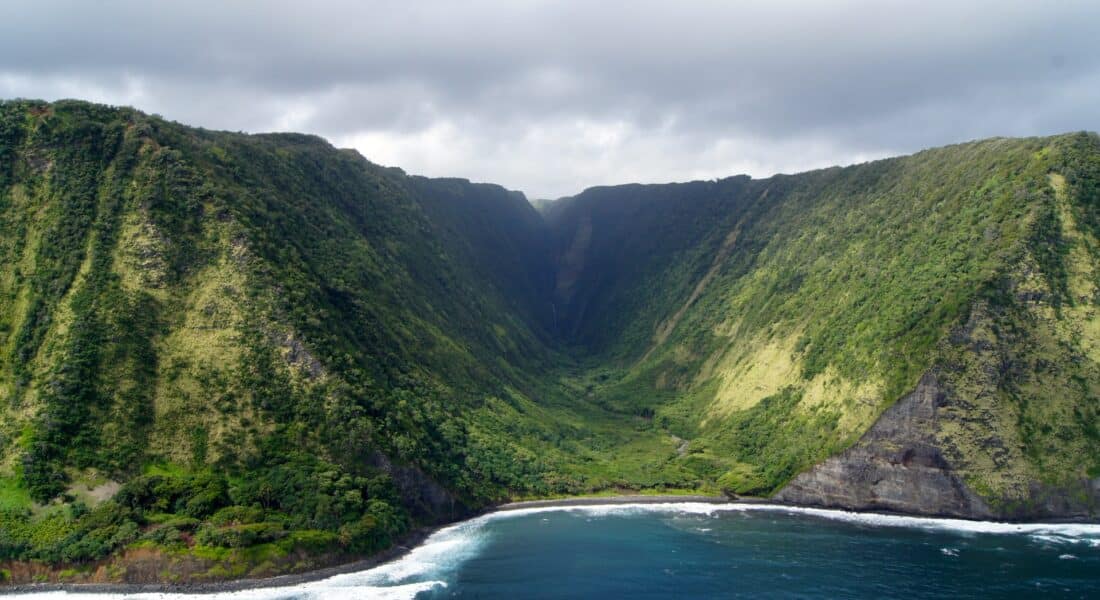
left=1, top=99, right=1098, bottom=584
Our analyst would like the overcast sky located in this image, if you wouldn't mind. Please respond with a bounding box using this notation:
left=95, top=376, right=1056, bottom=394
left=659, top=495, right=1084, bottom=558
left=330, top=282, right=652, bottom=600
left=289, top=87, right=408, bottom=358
left=2, top=1, right=1098, bottom=199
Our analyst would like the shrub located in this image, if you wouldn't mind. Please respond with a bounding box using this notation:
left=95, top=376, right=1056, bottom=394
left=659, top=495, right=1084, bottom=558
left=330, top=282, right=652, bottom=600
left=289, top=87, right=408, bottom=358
left=208, top=505, right=265, bottom=527
left=142, top=525, right=183, bottom=546
left=147, top=514, right=200, bottom=531
left=115, top=471, right=230, bottom=518
left=338, top=500, right=407, bottom=553
left=285, top=529, right=340, bottom=553
left=195, top=522, right=286, bottom=548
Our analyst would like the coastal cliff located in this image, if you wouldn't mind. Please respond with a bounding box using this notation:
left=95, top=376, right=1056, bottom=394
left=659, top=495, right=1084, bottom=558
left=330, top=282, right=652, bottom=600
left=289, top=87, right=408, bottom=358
left=1, top=100, right=1099, bottom=585
left=775, top=373, right=996, bottom=519
left=777, top=372, right=1100, bottom=521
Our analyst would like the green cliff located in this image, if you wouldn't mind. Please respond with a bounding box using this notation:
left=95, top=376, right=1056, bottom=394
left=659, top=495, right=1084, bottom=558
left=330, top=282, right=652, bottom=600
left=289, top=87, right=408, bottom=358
left=0, top=99, right=1097, bottom=583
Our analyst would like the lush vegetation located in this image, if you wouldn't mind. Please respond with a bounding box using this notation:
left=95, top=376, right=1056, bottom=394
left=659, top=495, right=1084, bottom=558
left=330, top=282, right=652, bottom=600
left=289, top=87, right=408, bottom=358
left=547, top=133, right=1100, bottom=502
left=1, top=455, right=404, bottom=560
left=0, top=100, right=695, bottom=582
left=0, top=99, right=1097, bottom=582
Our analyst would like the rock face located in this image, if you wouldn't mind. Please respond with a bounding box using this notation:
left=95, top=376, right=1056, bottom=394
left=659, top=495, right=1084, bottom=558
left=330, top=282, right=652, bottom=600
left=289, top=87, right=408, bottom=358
left=368, top=451, right=469, bottom=522
left=776, top=370, right=1100, bottom=520
left=775, top=373, right=996, bottom=519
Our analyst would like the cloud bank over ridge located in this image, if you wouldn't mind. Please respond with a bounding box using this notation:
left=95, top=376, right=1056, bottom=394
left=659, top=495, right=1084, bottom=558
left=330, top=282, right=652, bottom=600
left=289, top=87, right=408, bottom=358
left=2, top=0, right=1098, bottom=198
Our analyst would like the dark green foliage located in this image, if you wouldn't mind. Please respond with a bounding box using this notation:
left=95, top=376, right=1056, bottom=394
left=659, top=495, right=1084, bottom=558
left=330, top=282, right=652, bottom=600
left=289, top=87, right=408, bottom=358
left=8, top=104, right=162, bottom=500
left=195, top=521, right=286, bottom=548
left=546, top=177, right=756, bottom=355
left=0, top=99, right=570, bottom=533
left=230, top=453, right=407, bottom=533
left=338, top=499, right=407, bottom=553
left=115, top=471, right=229, bottom=518
left=1028, top=199, right=1070, bottom=307
left=0, top=99, right=1098, bottom=576
left=709, top=389, right=841, bottom=494
left=546, top=134, right=1100, bottom=495
left=1060, top=132, right=1100, bottom=239
left=0, top=459, right=410, bottom=560
left=208, top=505, right=265, bottom=526
left=0, top=501, right=141, bottom=563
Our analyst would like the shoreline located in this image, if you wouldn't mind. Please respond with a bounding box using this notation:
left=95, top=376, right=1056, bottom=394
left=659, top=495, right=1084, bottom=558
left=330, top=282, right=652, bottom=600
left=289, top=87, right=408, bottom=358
left=496, top=493, right=737, bottom=511
left=0, top=494, right=727, bottom=596
left=3, top=493, right=1097, bottom=595
left=0, top=525, right=445, bottom=596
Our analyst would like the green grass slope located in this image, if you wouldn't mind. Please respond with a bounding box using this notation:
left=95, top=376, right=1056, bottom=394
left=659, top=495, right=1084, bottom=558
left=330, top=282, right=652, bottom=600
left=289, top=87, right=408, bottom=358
left=0, top=99, right=667, bottom=581
left=547, top=133, right=1100, bottom=504
left=1, top=97, right=1097, bottom=582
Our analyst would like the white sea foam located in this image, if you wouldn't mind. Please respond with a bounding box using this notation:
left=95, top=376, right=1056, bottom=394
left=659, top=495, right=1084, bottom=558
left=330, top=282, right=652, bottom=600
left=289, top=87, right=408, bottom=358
left=10, top=580, right=445, bottom=600
left=485, top=501, right=1100, bottom=553
left=492, top=501, right=1100, bottom=539
left=9, top=513, right=487, bottom=600
left=11, top=501, right=1099, bottom=598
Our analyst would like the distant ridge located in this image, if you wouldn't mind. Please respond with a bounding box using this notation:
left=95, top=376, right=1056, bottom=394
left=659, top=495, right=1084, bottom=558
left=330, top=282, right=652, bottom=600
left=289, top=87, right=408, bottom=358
left=0, top=98, right=1097, bottom=584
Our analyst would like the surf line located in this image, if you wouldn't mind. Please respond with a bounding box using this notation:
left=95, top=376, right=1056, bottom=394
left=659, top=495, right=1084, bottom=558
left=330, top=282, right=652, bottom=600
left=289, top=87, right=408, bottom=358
left=11, top=499, right=1099, bottom=599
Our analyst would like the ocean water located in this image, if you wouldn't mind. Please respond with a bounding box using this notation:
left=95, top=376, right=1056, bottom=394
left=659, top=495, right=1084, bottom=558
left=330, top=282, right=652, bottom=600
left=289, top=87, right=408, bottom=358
left=13, top=503, right=1100, bottom=599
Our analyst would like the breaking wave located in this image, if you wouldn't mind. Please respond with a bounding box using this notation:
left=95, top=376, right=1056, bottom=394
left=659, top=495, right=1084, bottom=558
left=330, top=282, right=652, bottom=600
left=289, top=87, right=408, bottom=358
left=12, top=501, right=1100, bottom=599
left=492, top=501, right=1100, bottom=543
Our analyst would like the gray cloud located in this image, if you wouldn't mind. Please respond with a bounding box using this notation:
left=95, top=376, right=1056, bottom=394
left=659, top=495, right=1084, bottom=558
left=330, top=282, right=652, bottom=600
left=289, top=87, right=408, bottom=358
left=1, top=0, right=1098, bottom=198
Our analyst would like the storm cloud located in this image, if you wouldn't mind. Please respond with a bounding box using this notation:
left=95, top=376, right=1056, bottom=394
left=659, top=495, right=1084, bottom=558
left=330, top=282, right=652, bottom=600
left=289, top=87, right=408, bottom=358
left=2, top=0, right=1098, bottom=198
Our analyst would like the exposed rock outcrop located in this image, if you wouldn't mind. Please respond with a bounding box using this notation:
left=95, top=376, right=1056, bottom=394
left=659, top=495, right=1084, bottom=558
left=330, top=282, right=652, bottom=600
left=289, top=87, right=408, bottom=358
left=776, top=371, right=1100, bottom=520
left=367, top=451, right=470, bottom=523
left=776, top=373, right=995, bottom=518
